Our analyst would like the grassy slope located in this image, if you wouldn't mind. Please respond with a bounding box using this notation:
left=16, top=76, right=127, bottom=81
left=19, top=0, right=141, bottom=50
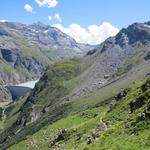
left=0, top=57, right=94, bottom=149
left=1, top=57, right=150, bottom=149
left=0, top=57, right=93, bottom=134
left=9, top=79, right=150, bottom=150
left=116, top=46, right=149, bottom=76
left=0, top=94, right=28, bottom=132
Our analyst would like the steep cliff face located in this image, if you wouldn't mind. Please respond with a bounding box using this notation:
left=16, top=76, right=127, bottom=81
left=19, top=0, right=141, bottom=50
left=0, top=48, right=47, bottom=83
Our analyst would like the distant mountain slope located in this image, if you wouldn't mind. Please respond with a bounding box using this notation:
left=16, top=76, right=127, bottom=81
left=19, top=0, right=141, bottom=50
left=0, top=21, right=92, bottom=101
left=88, top=21, right=150, bottom=75
left=0, top=21, right=92, bottom=83
left=0, top=21, right=150, bottom=149
left=70, top=21, right=150, bottom=97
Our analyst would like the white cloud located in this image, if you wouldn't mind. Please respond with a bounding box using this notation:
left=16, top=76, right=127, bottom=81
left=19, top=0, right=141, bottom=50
left=54, top=13, right=62, bottom=23
left=0, top=20, right=7, bottom=22
left=53, top=22, right=119, bottom=45
left=35, top=0, right=58, bottom=8
left=48, top=15, right=52, bottom=21
left=24, top=4, right=33, bottom=13
left=47, top=13, right=62, bottom=23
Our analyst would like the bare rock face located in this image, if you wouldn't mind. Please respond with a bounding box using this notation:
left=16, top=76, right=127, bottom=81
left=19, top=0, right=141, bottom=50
left=0, top=79, right=12, bottom=102
left=0, top=48, right=47, bottom=78
left=0, top=86, right=12, bottom=102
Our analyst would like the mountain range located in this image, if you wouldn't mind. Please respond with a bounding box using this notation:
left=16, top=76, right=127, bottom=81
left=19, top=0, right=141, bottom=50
left=0, top=21, right=92, bottom=102
left=0, top=21, right=150, bottom=150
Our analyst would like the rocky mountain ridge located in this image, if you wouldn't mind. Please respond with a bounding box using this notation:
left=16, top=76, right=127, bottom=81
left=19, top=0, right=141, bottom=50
left=70, top=21, right=150, bottom=98
left=0, top=21, right=92, bottom=101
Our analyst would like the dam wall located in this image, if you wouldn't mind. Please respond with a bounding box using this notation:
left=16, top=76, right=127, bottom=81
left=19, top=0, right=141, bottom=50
left=6, top=86, right=32, bottom=100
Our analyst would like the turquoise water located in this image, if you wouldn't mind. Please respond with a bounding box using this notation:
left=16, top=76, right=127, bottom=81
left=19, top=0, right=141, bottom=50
left=17, top=80, right=39, bottom=89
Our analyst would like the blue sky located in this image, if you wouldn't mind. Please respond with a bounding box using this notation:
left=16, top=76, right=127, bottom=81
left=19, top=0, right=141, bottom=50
left=0, top=0, right=150, bottom=44
left=1, top=0, right=150, bottom=28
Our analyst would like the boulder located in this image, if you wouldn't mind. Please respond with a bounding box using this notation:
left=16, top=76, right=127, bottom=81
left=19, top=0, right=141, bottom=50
left=141, top=79, right=150, bottom=92
left=130, top=96, right=146, bottom=113
left=86, top=136, right=93, bottom=145
left=108, top=101, right=116, bottom=112
left=48, top=129, right=67, bottom=148
left=136, top=103, right=150, bottom=122
left=144, top=103, right=150, bottom=119
left=115, top=88, right=129, bottom=101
